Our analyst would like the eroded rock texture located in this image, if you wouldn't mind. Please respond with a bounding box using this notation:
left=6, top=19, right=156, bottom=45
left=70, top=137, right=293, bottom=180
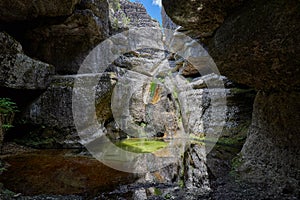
left=163, top=0, right=300, bottom=196
left=162, top=0, right=244, bottom=38
left=0, top=0, right=80, bottom=22
left=0, top=32, right=54, bottom=89
left=109, top=0, right=159, bottom=32
left=0, top=0, right=112, bottom=147
left=1, top=0, right=109, bottom=74
left=163, top=0, right=300, bottom=91
left=240, top=91, right=300, bottom=192
left=21, top=73, right=116, bottom=148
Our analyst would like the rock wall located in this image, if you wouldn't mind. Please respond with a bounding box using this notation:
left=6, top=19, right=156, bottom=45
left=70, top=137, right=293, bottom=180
left=161, top=7, right=178, bottom=30
left=162, top=0, right=300, bottom=91
left=1, top=0, right=109, bottom=74
left=109, top=0, right=159, bottom=33
left=0, top=0, right=261, bottom=198
left=0, top=0, right=110, bottom=146
left=240, top=91, right=300, bottom=193
left=162, top=0, right=300, bottom=196
left=0, top=0, right=163, bottom=148
left=0, top=32, right=54, bottom=89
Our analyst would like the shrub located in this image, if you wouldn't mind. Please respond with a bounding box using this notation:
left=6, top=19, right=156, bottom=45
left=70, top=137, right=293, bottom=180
left=0, top=98, right=18, bottom=131
left=0, top=98, right=18, bottom=115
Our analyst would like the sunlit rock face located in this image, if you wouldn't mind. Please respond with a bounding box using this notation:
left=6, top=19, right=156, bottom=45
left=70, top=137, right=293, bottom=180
left=162, top=0, right=300, bottom=196
left=161, top=7, right=178, bottom=30
left=109, top=0, right=160, bottom=32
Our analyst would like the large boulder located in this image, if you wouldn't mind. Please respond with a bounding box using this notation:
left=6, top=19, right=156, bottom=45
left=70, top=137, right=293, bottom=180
left=0, top=0, right=80, bottom=22
left=162, top=0, right=244, bottom=38
left=239, top=91, right=300, bottom=194
left=163, top=0, right=300, bottom=91
left=0, top=0, right=109, bottom=75
left=0, top=32, right=54, bottom=89
left=25, top=9, right=109, bottom=74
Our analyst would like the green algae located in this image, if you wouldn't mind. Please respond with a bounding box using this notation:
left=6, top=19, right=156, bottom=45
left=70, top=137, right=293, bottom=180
left=115, top=138, right=168, bottom=153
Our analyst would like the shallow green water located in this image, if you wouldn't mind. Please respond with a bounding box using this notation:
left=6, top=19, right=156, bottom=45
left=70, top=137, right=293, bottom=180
left=115, top=138, right=168, bottom=153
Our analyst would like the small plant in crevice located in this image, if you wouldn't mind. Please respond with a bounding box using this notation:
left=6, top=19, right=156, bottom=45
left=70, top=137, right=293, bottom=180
left=229, top=153, right=245, bottom=177
left=0, top=160, right=6, bottom=174
left=0, top=98, right=18, bottom=115
left=0, top=98, right=18, bottom=131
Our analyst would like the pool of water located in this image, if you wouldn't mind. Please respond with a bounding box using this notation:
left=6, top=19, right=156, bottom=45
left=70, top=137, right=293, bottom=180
left=0, top=149, right=136, bottom=196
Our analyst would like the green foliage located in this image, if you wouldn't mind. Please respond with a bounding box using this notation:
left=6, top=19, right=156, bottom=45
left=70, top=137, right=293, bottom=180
left=164, top=193, right=172, bottom=199
left=229, top=154, right=245, bottom=177
left=154, top=188, right=162, bottom=195
left=0, top=98, right=18, bottom=131
left=150, top=81, right=157, bottom=97
left=172, top=90, right=178, bottom=99
left=112, top=17, right=119, bottom=29
left=231, top=154, right=243, bottom=170
left=157, top=77, right=165, bottom=83
left=1, top=124, right=13, bottom=131
left=0, top=188, right=16, bottom=197
left=178, top=179, right=184, bottom=188
left=0, top=98, right=18, bottom=115
left=121, top=15, right=131, bottom=26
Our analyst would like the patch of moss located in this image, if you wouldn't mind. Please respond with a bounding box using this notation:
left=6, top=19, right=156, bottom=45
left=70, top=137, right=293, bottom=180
left=154, top=188, right=162, bottom=195
left=189, top=133, right=205, bottom=145
left=150, top=81, right=157, bottom=97
left=115, top=138, right=168, bottom=153
left=15, top=138, right=57, bottom=148
left=217, top=136, right=245, bottom=147
left=229, top=154, right=245, bottom=177
left=164, top=193, right=172, bottom=199
left=230, top=88, right=255, bottom=94
left=231, top=154, right=243, bottom=170
left=178, top=179, right=184, bottom=188
left=0, top=188, right=16, bottom=198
